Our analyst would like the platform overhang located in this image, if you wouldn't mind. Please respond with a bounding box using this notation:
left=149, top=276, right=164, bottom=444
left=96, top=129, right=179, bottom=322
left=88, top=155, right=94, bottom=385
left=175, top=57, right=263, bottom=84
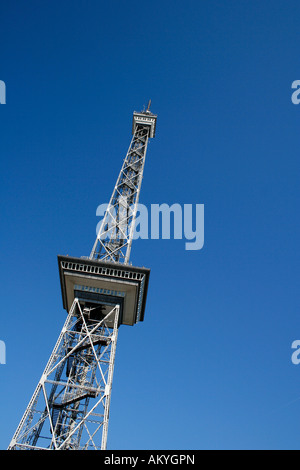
left=58, top=255, right=150, bottom=327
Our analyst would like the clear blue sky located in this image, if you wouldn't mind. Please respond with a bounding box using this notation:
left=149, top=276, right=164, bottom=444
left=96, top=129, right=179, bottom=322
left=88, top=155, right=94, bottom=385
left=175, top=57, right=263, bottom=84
left=1, top=0, right=300, bottom=450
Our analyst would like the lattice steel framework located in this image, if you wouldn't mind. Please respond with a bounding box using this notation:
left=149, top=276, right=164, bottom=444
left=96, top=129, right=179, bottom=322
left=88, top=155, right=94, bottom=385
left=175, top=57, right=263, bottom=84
left=9, top=302, right=119, bottom=450
left=8, top=103, right=157, bottom=450
left=90, top=103, right=156, bottom=264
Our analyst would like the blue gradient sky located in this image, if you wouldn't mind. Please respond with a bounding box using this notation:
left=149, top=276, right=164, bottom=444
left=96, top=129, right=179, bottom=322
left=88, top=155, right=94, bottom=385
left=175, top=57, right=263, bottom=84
left=1, top=0, right=300, bottom=450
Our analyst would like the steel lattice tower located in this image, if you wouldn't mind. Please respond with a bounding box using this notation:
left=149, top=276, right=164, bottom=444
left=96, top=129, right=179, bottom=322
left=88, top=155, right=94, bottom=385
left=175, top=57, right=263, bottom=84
left=8, top=102, right=157, bottom=450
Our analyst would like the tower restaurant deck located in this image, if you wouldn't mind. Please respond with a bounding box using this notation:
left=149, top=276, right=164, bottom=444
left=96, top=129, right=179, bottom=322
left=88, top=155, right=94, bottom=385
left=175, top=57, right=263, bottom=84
left=58, top=255, right=150, bottom=327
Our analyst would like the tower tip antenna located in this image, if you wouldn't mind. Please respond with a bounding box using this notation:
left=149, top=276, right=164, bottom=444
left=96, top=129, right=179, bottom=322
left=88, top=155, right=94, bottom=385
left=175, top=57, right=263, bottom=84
left=146, top=99, right=151, bottom=112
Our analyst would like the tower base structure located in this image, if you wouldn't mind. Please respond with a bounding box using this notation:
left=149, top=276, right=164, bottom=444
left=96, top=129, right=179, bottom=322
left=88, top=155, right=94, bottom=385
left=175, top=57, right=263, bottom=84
left=9, top=300, right=119, bottom=450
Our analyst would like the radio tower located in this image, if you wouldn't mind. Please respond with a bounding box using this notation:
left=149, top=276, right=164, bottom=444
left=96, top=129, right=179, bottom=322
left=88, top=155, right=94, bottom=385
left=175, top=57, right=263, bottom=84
left=8, top=102, right=157, bottom=450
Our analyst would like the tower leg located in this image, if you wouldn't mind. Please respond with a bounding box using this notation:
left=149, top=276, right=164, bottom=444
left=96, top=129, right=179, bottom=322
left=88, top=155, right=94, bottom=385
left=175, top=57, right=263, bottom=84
left=8, top=300, right=119, bottom=450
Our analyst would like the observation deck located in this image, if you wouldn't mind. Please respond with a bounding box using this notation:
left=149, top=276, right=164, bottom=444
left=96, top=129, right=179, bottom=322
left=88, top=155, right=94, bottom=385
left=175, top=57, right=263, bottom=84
left=58, top=255, right=150, bottom=327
